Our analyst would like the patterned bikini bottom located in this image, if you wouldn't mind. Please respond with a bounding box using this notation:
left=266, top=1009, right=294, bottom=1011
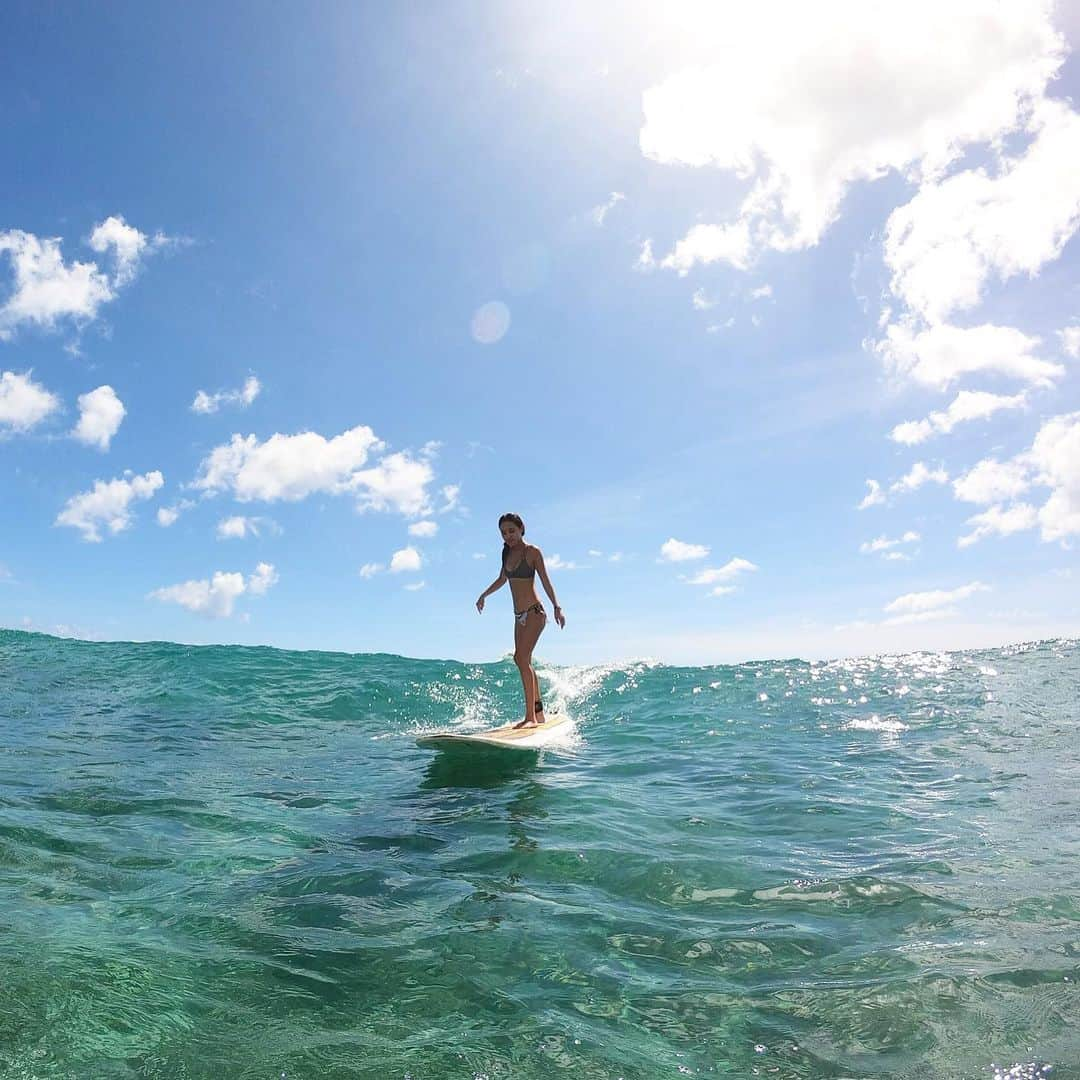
left=514, top=602, right=546, bottom=627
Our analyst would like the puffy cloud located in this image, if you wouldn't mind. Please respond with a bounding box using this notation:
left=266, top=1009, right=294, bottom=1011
left=874, top=320, right=1060, bottom=390
left=191, top=375, right=261, bottom=414
left=408, top=520, right=438, bottom=538
left=194, top=425, right=386, bottom=502
left=545, top=554, right=580, bottom=570
left=1026, top=411, right=1080, bottom=542
left=882, top=98, right=1080, bottom=325
left=0, top=230, right=113, bottom=339
left=641, top=1, right=1065, bottom=267
left=56, top=470, right=163, bottom=542
left=660, top=223, right=752, bottom=276
left=87, top=216, right=154, bottom=286
left=389, top=546, right=422, bottom=573
left=157, top=499, right=195, bottom=528
left=660, top=537, right=709, bottom=562
left=0, top=370, right=60, bottom=432
left=953, top=458, right=1031, bottom=504
left=216, top=515, right=271, bottom=540
left=1061, top=326, right=1080, bottom=358
left=71, top=385, right=125, bottom=450
left=958, top=503, right=1038, bottom=548
left=150, top=562, right=277, bottom=618
left=352, top=451, right=435, bottom=516
left=884, top=581, right=989, bottom=624
left=439, top=485, right=461, bottom=513
left=890, top=462, right=949, bottom=494
left=890, top=390, right=1027, bottom=445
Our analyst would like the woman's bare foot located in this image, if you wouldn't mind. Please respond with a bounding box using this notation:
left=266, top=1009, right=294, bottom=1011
left=513, top=710, right=546, bottom=729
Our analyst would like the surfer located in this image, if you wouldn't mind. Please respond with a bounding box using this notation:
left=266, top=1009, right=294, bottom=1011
left=475, top=512, right=566, bottom=728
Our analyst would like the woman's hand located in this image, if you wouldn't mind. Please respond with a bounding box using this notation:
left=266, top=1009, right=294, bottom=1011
left=554, top=605, right=566, bottom=629
left=476, top=596, right=485, bottom=613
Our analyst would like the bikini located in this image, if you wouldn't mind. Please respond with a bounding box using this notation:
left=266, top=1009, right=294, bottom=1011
left=505, top=552, right=546, bottom=627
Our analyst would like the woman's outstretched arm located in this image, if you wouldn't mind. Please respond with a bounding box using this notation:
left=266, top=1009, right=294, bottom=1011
left=476, top=570, right=507, bottom=612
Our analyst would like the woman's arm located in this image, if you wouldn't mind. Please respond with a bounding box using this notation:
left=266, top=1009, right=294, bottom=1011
left=476, top=570, right=507, bottom=612
left=533, top=548, right=566, bottom=628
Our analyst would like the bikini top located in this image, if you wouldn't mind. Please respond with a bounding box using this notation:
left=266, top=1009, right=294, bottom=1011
left=504, top=550, right=536, bottom=580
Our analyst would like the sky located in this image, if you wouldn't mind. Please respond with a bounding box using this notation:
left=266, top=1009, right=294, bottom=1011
left=1, top=0, right=1078, bottom=665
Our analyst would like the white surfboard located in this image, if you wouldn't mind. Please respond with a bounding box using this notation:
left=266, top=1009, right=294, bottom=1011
left=416, top=713, right=571, bottom=752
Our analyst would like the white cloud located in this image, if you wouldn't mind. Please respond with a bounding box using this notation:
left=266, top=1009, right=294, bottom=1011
left=1026, top=410, right=1080, bottom=542
left=953, top=457, right=1030, bottom=504
left=404, top=580, right=426, bottom=592
left=150, top=562, right=277, bottom=618
left=890, top=390, right=1026, bottom=445
left=749, top=284, right=773, bottom=300
left=352, top=451, right=436, bottom=516
left=685, top=557, right=758, bottom=586
left=711, top=586, right=737, bottom=597
left=660, top=537, right=709, bottom=562
left=157, top=499, right=195, bottom=528
left=359, top=562, right=383, bottom=579
left=545, top=554, right=579, bottom=570
left=71, top=385, right=125, bottom=450
left=439, top=484, right=461, bottom=513
left=194, top=424, right=410, bottom=506
left=408, top=520, right=438, bottom=538
left=589, top=192, right=625, bottom=225
left=882, top=97, right=1080, bottom=326
left=635, top=240, right=655, bottom=271
left=0, top=230, right=113, bottom=340
left=692, top=289, right=716, bottom=310
left=858, top=479, right=885, bottom=509
left=884, top=581, right=989, bottom=624
left=56, top=470, right=163, bottom=542
left=87, top=215, right=161, bottom=286
left=389, top=546, right=422, bottom=573
left=890, top=462, right=949, bottom=494
left=660, top=222, right=752, bottom=274
left=191, top=375, right=261, bottom=414
left=216, top=515, right=270, bottom=540
left=0, top=370, right=60, bottom=432
left=640, top=1, right=1064, bottom=265
left=874, top=320, right=1061, bottom=390
left=1061, top=326, right=1080, bottom=358
left=958, top=503, right=1038, bottom=547
left=860, top=531, right=920, bottom=554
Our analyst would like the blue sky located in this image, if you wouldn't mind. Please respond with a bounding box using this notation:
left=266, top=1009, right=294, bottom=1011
left=2, top=0, right=1078, bottom=664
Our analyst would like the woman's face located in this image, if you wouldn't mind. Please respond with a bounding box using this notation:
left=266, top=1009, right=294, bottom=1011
left=500, top=520, right=523, bottom=546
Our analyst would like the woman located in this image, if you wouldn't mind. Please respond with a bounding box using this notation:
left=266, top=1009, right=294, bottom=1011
left=475, top=512, right=566, bottom=728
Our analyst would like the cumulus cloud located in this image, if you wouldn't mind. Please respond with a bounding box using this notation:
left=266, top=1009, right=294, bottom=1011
left=545, top=554, right=580, bottom=570
left=890, top=462, right=949, bottom=495
left=881, top=97, right=1080, bottom=326
left=359, top=562, right=383, bottom=578
left=150, top=562, right=278, bottom=618
left=353, top=451, right=435, bottom=516
left=640, top=1, right=1065, bottom=268
left=157, top=499, right=195, bottom=528
left=389, top=546, right=422, bottom=573
left=87, top=215, right=174, bottom=287
left=215, top=515, right=275, bottom=540
left=56, top=470, right=163, bottom=542
left=439, top=485, right=461, bottom=513
left=408, top=520, right=438, bottom=538
left=0, top=370, right=60, bottom=433
left=660, top=537, right=709, bottom=562
left=958, top=503, right=1038, bottom=548
left=191, top=376, right=261, bottom=415
left=71, top=385, right=125, bottom=450
left=883, top=581, right=989, bottom=624
left=0, top=230, right=113, bottom=340
left=1061, top=326, right=1080, bottom=358
left=953, top=458, right=1030, bottom=504
left=890, top=390, right=1027, bottom=445
left=874, top=321, right=1061, bottom=390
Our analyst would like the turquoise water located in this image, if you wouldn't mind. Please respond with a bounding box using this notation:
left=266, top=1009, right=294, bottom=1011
left=1, top=629, right=1078, bottom=1079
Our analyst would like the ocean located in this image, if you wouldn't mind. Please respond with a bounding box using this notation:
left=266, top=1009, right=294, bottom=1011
left=1, top=628, right=1077, bottom=1079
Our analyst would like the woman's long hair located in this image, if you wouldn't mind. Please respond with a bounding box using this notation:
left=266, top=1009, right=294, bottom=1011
left=498, top=512, right=525, bottom=565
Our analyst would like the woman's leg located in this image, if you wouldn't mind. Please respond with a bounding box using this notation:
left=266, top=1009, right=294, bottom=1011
left=513, top=609, right=547, bottom=727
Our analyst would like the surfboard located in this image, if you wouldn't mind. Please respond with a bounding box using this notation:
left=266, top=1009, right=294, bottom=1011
left=416, top=713, right=571, bottom=752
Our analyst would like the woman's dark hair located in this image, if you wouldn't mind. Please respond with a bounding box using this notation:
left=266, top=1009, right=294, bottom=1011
left=498, top=512, right=525, bottom=564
